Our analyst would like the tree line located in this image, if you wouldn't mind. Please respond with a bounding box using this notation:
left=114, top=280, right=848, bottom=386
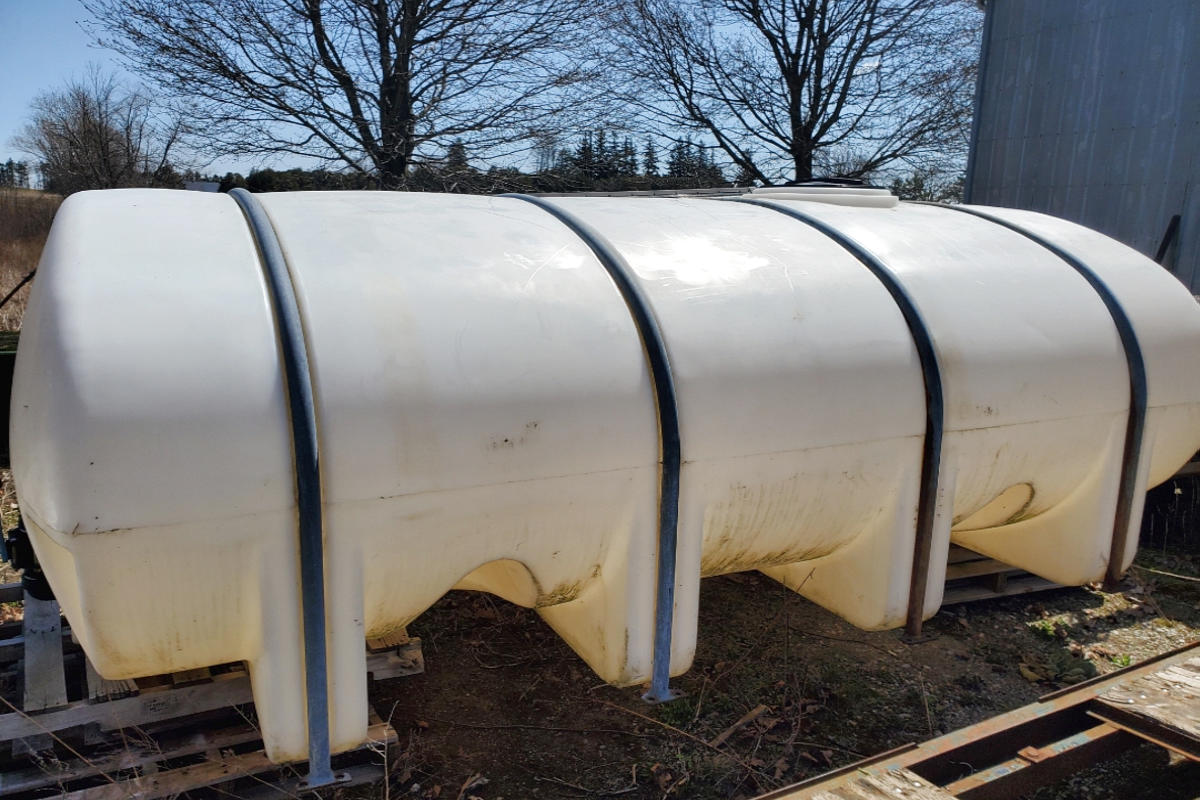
left=11, top=0, right=981, bottom=195
left=0, top=160, right=32, bottom=190
left=207, top=134, right=732, bottom=195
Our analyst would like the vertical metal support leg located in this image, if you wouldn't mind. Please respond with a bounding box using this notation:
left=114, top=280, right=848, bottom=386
left=503, top=194, right=683, bottom=703
left=921, top=203, right=1148, bottom=591
left=229, top=189, right=337, bottom=787
left=726, top=197, right=947, bottom=644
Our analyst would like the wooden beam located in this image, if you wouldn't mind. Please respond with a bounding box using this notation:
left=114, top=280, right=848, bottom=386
left=0, top=724, right=263, bottom=794
left=17, top=592, right=68, bottom=754
left=944, top=559, right=1017, bottom=581
left=807, top=767, right=956, bottom=799
left=21, top=593, right=67, bottom=712
left=61, top=722, right=396, bottom=800
left=0, top=672, right=253, bottom=740
left=367, top=637, right=424, bottom=679
left=1093, top=656, right=1200, bottom=760
left=85, top=657, right=139, bottom=703
left=942, top=574, right=1059, bottom=606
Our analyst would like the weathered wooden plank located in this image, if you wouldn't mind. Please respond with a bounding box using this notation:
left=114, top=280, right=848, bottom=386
left=367, top=637, right=424, bottom=679
left=942, top=574, right=1059, bottom=606
left=367, top=628, right=411, bottom=651
left=16, top=592, right=68, bottom=754
left=946, top=546, right=986, bottom=566
left=0, top=672, right=253, bottom=740
left=61, top=722, right=396, bottom=800
left=944, top=559, right=1017, bottom=581
left=64, top=748, right=278, bottom=800
left=1098, top=657, right=1200, bottom=743
left=810, top=768, right=955, bottom=799
left=21, top=593, right=67, bottom=712
left=170, top=667, right=212, bottom=687
left=85, top=658, right=139, bottom=703
left=0, top=640, right=412, bottom=741
left=0, top=724, right=263, bottom=794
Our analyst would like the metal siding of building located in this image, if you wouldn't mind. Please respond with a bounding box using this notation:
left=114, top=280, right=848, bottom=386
left=969, top=0, right=1200, bottom=291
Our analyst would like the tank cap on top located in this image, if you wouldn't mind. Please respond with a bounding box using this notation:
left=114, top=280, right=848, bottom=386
left=746, top=179, right=899, bottom=208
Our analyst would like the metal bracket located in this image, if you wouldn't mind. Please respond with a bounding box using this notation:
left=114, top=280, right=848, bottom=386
left=229, top=188, right=335, bottom=788
left=919, top=202, right=1148, bottom=590
left=503, top=194, right=684, bottom=705
left=2, top=517, right=54, bottom=602
left=296, top=770, right=352, bottom=792
left=900, top=629, right=939, bottom=645
left=725, top=197, right=947, bottom=642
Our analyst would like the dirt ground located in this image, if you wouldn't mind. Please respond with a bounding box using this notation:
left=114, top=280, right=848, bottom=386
left=358, top=550, right=1200, bottom=800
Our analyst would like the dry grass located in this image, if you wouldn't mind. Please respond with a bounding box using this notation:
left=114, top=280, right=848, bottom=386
left=0, top=188, right=63, bottom=332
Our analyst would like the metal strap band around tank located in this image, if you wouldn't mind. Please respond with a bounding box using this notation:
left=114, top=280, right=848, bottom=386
left=725, top=197, right=946, bottom=639
left=921, top=202, right=1149, bottom=587
left=503, top=194, right=682, bottom=703
left=228, top=188, right=335, bottom=787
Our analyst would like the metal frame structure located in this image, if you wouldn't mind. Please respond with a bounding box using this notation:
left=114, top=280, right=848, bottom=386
left=229, top=188, right=336, bottom=786
left=756, top=641, right=1199, bottom=799
left=726, top=196, right=947, bottom=640
left=922, top=202, right=1149, bottom=589
left=503, top=193, right=684, bottom=703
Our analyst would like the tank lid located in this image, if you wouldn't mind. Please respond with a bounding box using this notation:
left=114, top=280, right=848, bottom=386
left=746, top=179, right=898, bottom=208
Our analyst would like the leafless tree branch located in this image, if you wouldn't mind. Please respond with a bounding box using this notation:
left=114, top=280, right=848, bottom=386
left=83, top=0, right=604, bottom=188
left=12, top=66, right=185, bottom=194
left=604, top=0, right=981, bottom=184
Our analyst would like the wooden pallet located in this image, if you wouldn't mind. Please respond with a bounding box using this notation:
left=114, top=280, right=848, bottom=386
left=942, top=545, right=1059, bottom=606
left=0, top=588, right=417, bottom=798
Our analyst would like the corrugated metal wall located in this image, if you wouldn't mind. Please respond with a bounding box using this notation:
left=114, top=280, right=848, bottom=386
left=967, top=0, right=1199, bottom=291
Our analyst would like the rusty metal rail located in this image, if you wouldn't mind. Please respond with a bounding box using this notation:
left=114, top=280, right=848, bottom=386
left=757, top=640, right=1200, bottom=800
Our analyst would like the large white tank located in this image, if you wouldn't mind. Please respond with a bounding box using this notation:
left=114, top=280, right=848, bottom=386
left=11, top=188, right=1200, bottom=765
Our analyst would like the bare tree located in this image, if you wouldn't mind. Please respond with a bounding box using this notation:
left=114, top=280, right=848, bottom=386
left=608, top=0, right=981, bottom=184
left=83, top=0, right=600, bottom=188
left=13, top=67, right=183, bottom=195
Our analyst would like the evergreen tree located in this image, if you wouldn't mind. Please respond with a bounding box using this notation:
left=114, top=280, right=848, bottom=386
left=594, top=130, right=612, bottom=179
left=666, top=139, right=696, bottom=178
left=696, top=146, right=725, bottom=185
left=642, top=138, right=659, bottom=176
left=218, top=172, right=247, bottom=192
left=445, top=139, right=469, bottom=171
left=574, top=132, right=595, bottom=177
left=554, top=147, right=574, bottom=174
left=733, top=161, right=758, bottom=186
left=620, top=137, right=638, bottom=176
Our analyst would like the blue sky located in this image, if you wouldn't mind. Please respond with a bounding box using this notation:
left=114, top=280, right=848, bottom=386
left=0, top=0, right=252, bottom=175
left=0, top=1, right=122, bottom=166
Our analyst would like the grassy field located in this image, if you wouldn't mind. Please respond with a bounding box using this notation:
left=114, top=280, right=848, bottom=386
left=0, top=188, right=61, bottom=332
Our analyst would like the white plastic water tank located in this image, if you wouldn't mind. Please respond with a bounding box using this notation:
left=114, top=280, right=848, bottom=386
left=11, top=188, right=1200, bottom=763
